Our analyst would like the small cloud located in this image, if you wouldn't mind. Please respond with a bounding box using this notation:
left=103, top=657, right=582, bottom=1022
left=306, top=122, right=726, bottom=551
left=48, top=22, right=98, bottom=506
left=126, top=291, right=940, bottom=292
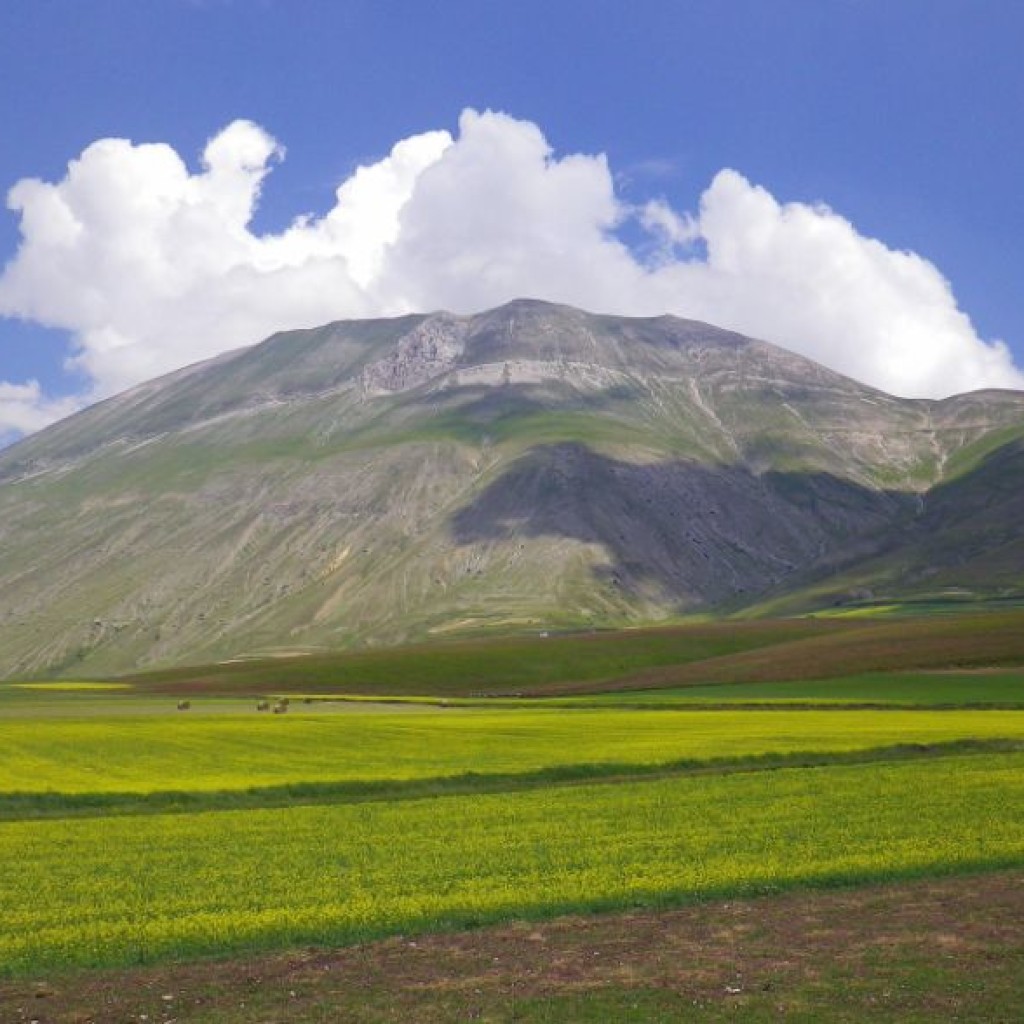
left=0, top=379, right=81, bottom=444
left=640, top=199, right=699, bottom=254
left=619, top=157, right=682, bottom=183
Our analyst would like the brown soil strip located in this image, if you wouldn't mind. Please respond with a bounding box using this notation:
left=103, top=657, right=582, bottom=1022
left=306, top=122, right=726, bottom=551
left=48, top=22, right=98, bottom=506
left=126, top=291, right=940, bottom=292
left=3, top=868, right=1021, bottom=1023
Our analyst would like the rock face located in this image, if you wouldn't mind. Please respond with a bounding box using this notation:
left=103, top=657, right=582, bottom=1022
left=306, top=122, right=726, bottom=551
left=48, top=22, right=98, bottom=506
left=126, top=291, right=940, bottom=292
left=1, top=298, right=1023, bottom=677
left=361, top=314, right=468, bottom=394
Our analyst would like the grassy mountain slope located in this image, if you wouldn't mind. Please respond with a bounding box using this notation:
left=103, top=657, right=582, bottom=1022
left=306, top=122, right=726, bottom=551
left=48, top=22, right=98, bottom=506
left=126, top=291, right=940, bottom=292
left=1, top=300, right=1022, bottom=677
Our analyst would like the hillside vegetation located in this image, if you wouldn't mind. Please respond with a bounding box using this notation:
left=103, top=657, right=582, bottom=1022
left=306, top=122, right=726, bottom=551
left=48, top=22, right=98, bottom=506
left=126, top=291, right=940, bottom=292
left=107, top=609, right=1024, bottom=700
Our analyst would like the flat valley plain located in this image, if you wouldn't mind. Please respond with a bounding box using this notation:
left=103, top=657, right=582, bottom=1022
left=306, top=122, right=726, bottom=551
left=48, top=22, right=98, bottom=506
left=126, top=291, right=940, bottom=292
left=2, top=612, right=1023, bottom=1022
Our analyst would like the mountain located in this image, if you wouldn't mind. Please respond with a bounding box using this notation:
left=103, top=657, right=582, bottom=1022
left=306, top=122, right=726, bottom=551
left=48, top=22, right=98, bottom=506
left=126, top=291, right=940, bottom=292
left=1, top=298, right=1023, bottom=677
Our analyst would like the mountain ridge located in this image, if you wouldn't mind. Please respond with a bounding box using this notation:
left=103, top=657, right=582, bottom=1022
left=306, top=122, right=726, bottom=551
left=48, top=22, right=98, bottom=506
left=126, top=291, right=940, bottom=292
left=1, top=299, right=1022, bottom=677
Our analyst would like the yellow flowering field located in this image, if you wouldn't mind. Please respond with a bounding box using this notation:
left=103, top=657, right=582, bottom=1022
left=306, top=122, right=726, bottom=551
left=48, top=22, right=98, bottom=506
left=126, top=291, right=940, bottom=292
left=1, top=752, right=1021, bottom=973
left=2, top=706, right=1024, bottom=796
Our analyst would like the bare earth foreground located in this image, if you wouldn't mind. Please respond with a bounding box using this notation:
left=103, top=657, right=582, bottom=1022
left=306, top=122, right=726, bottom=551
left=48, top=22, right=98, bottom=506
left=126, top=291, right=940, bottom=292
left=3, top=869, right=1021, bottom=1024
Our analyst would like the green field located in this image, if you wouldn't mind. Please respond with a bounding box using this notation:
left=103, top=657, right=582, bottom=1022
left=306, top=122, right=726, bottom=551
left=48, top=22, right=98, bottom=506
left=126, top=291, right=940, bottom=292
left=573, top=670, right=1024, bottom=706
left=116, top=618, right=838, bottom=696
left=104, top=608, right=1024, bottom=700
left=4, top=614, right=1024, bottom=994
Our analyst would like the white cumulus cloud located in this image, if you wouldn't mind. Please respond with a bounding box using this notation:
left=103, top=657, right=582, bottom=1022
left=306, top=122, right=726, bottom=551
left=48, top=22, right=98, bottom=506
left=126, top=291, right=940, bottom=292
left=642, top=169, right=1023, bottom=398
left=0, top=108, right=1020, bottom=438
left=0, top=380, right=81, bottom=444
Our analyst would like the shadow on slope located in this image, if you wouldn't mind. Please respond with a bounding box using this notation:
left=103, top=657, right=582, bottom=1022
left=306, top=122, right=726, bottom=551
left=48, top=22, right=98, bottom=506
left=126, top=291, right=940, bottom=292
left=901, top=436, right=1024, bottom=590
left=451, top=443, right=915, bottom=608
left=749, top=435, right=1024, bottom=614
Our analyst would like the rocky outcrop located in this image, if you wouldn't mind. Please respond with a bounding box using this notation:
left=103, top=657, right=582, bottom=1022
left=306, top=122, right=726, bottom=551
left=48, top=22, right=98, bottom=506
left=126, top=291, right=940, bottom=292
left=361, top=314, right=468, bottom=394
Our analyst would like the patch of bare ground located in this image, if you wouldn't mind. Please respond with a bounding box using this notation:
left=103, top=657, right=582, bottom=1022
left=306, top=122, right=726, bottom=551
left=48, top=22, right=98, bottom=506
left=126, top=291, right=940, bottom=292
left=3, top=869, right=1021, bottom=1023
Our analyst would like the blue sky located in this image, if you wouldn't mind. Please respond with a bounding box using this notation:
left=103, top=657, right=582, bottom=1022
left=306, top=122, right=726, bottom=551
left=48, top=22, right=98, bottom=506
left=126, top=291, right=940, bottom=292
left=0, top=0, right=1022, bottom=435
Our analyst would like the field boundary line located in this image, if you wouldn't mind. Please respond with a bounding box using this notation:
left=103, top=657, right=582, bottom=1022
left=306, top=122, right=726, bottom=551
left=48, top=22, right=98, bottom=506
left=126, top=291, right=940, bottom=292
left=2, top=738, right=1020, bottom=823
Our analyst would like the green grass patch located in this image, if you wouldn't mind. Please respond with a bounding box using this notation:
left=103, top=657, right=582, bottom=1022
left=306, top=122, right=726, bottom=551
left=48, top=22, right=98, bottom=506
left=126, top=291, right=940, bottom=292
left=941, top=423, right=1024, bottom=481
left=810, top=603, right=903, bottom=619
